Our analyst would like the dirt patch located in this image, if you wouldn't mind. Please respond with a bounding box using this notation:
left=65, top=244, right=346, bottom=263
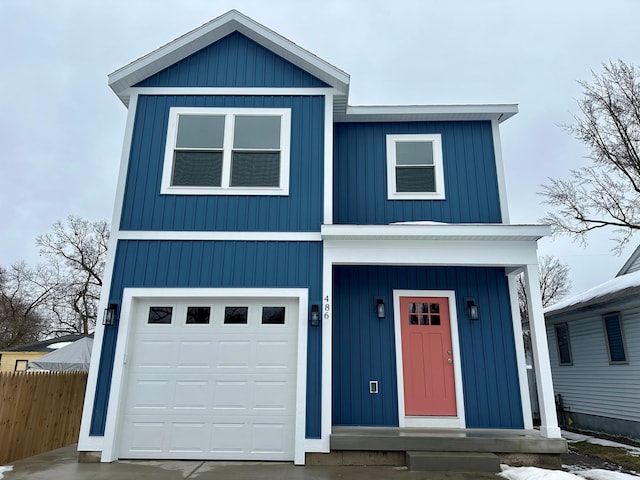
left=567, top=441, right=640, bottom=473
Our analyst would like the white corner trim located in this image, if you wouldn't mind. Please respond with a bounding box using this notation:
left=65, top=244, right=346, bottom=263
left=128, top=87, right=339, bottom=97
left=393, top=290, right=465, bottom=428
left=324, top=92, right=334, bottom=225
left=491, top=120, right=510, bottom=223
left=386, top=134, right=445, bottom=201
left=78, top=93, right=139, bottom=454
left=507, top=274, right=534, bottom=429
left=100, top=287, right=309, bottom=463
left=319, top=248, right=334, bottom=453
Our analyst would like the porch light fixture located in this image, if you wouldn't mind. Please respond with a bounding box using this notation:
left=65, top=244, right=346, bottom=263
left=466, top=300, right=479, bottom=320
left=103, top=304, right=118, bottom=326
left=310, top=304, right=320, bottom=327
left=376, top=298, right=385, bottom=319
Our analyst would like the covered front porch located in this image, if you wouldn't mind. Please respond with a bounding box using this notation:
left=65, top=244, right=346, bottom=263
left=318, top=223, right=561, bottom=457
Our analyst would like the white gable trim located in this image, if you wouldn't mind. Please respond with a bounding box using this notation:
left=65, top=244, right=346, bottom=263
left=109, top=10, right=350, bottom=104
left=492, top=120, right=511, bottom=223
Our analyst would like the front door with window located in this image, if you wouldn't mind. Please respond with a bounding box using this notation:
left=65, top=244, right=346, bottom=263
left=400, top=296, right=456, bottom=417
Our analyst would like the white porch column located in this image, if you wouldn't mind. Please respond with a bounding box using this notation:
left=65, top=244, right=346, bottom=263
left=524, top=264, right=561, bottom=438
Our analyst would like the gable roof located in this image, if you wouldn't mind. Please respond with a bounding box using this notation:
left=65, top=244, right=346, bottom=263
left=108, top=9, right=350, bottom=106
left=1, top=334, right=93, bottom=353
left=617, top=243, right=640, bottom=276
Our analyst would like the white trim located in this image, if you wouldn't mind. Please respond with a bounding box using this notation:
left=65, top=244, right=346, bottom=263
left=108, top=10, right=350, bottom=103
left=78, top=93, right=139, bottom=455
left=128, top=87, right=339, bottom=97
left=100, top=287, right=309, bottom=463
left=319, top=246, right=334, bottom=452
left=492, top=120, right=511, bottom=223
left=386, top=134, right=445, bottom=200
left=324, top=92, right=334, bottom=225
left=393, top=290, right=465, bottom=428
left=507, top=274, right=534, bottom=429
left=336, top=104, right=518, bottom=124
left=161, top=107, right=291, bottom=196
left=115, top=230, right=323, bottom=241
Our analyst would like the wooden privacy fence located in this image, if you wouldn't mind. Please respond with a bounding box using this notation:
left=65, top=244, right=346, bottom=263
left=0, top=371, right=88, bottom=464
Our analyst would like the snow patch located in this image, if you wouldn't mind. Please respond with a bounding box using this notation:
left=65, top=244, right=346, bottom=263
left=545, top=270, right=640, bottom=314
left=500, top=465, right=639, bottom=480
left=563, top=431, right=640, bottom=457
left=46, top=341, right=73, bottom=350
left=0, top=466, right=13, bottom=479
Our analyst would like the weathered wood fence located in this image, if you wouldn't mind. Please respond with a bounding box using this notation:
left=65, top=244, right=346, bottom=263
left=0, top=371, right=88, bottom=464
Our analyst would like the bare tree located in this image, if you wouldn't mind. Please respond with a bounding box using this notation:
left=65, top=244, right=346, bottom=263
left=0, top=263, right=53, bottom=348
left=517, top=255, right=571, bottom=321
left=541, top=60, right=640, bottom=251
left=37, top=216, right=109, bottom=334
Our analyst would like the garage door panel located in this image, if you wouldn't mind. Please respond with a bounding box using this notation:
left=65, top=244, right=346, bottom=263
left=119, top=296, right=299, bottom=461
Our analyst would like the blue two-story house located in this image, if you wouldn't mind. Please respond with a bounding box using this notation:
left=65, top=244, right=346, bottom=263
left=78, top=10, right=562, bottom=465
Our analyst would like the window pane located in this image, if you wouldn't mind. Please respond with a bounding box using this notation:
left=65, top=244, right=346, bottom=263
left=409, top=314, right=418, bottom=325
left=224, top=307, right=248, bottom=324
left=186, top=307, right=210, bottom=324
left=176, top=115, right=225, bottom=149
left=172, top=151, right=222, bottom=186
left=231, top=152, right=280, bottom=187
left=604, top=314, right=627, bottom=362
left=396, top=166, right=436, bottom=192
left=262, top=307, right=285, bottom=325
left=396, top=141, right=434, bottom=165
left=431, top=315, right=441, bottom=326
left=555, top=323, right=572, bottom=365
left=149, top=307, right=173, bottom=324
left=233, top=116, right=281, bottom=149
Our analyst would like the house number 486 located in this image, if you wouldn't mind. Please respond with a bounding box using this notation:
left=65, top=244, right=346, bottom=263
left=323, top=296, right=330, bottom=320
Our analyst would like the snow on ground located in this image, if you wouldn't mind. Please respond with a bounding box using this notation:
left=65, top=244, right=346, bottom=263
left=0, top=466, right=13, bottom=479
left=499, top=465, right=638, bottom=480
left=563, top=431, right=640, bottom=457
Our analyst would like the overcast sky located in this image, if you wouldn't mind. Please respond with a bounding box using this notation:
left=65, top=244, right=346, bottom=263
left=1, top=0, right=639, bottom=296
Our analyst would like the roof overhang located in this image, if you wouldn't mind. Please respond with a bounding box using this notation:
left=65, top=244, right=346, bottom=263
left=334, top=104, right=518, bottom=124
left=108, top=9, right=350, bottom=105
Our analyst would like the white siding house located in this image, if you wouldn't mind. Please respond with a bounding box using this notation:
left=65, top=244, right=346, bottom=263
left=544, top=245, right=640, bottom=441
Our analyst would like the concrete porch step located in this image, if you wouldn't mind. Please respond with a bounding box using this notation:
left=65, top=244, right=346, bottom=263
left=406, top=451, right=500, bottom=472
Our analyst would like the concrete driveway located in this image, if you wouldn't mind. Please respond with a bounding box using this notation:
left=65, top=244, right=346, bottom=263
left=2, top=445, right=498, bottom=480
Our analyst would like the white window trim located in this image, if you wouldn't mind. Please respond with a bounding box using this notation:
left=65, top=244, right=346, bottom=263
left=386, top=133, right=445, bottom=200
left=161, top=107, right=292, bottom=196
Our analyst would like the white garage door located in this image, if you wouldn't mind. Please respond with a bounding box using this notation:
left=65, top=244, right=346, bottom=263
left=118, top=296, right=299, bottom=460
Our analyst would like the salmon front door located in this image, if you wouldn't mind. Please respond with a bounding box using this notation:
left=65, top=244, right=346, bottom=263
left=400, top=296, right=457, bottom=416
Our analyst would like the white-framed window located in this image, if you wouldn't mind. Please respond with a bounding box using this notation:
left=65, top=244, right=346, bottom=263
left=386, top=134, right=445, bottom=200
left=161, top=107, right=291, bottom=195
left=602, top=312, right=628, bottom=364
left=555, top=323, right=572, bottom=366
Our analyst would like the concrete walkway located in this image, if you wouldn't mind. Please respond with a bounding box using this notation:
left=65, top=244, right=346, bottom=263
left=2, top=445, right=499, bottom=480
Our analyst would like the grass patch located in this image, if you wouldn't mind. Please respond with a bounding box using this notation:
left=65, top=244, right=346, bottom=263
left=570, top=441, right=640, bottom=472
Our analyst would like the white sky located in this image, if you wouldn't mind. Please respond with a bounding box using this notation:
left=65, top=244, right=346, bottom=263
left=1, top=0, right=639, bottom=295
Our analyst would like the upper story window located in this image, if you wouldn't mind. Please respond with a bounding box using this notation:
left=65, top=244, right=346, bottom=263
left=161, top=107, right=291, bottom=195
left=386, top=134, right=445, bottom=200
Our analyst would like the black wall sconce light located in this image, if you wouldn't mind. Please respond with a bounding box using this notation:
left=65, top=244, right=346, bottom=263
left=103, top=303, right=118, bottom=326
left=376, top=298, right=385, bottom=319
left=310, top=304, right=320, bottom=327
left=466, top=299, right=479, bottom=320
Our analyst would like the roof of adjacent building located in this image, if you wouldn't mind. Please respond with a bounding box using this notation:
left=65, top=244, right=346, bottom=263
left=544, top=268, right=640, bottom=319
left=1, top=334, right=94, bottom=353
left=108, top=9, right=518, bottom=124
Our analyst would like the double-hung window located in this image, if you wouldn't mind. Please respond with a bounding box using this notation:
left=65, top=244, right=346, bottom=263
left=386, top=134, right=445, bottom=200
left=161, top=107, right=291, bottom=195
left=602, top=313, right=628, bottom=364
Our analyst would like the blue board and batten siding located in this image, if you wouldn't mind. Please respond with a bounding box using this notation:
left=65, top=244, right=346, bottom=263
left=333, top=121, right=502, bottom=225
left=121, top=94, right=325, bottom=232
left=332, top=265, right=524, bottom=429
left=136, top=32, right=329, bottom=89
left=90, top=240, right=324, bottom=437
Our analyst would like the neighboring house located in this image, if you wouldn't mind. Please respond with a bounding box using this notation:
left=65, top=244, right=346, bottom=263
left=27, top=336, right=94, bottom=372
left=0, top=334, right=92, bottom=372
left=78, top=10, right=561, bottom=465
left=545, top=246, right=640, bottom=441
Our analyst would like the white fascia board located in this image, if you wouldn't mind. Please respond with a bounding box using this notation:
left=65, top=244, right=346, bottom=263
left=321, top=223, right=550, bottom=242
left=335, top=104, right=518, bottom=124
left=108, top=10, right=350, bottom=104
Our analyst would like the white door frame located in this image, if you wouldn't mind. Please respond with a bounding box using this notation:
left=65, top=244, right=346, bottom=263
left=393, top=289, right=466, bottom=428
left=100, top=287, right=309, bottom=464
